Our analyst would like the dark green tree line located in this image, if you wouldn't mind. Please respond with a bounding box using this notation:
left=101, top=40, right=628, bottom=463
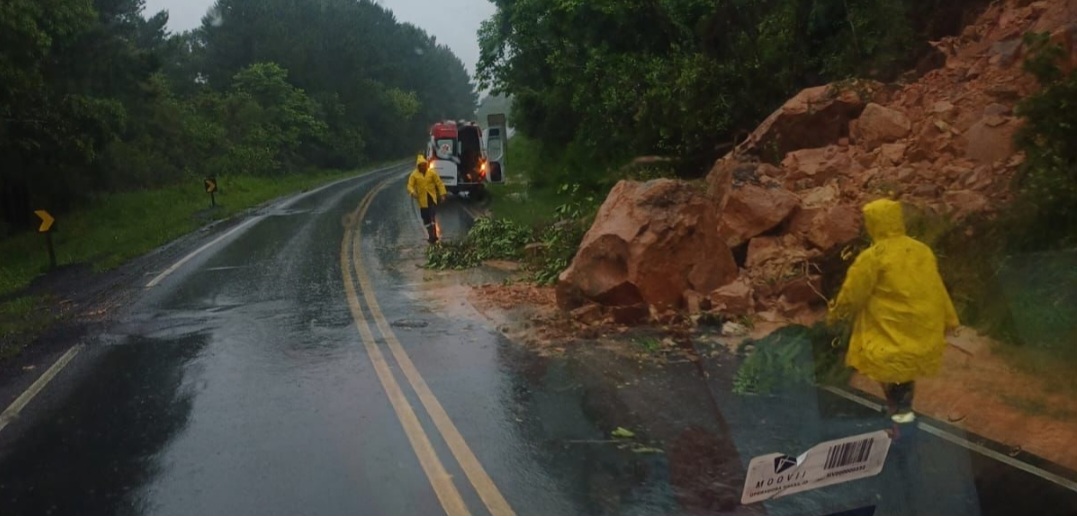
left=477, top=0, right=987, bottom=186
left=1, top=0, right=476, bottom=233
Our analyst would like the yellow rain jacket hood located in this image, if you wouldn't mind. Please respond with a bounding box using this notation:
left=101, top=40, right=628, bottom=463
left=828, top=199, right=960, bottom=383
left=407, top=155, right=447, bottom=208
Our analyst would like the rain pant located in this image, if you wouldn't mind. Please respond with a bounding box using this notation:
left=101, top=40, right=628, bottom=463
left=827, top=199, right=960, bottom=384
left=407, top=155, right=447, bottom=208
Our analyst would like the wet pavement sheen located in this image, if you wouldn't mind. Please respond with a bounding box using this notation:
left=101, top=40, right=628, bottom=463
left=1, top=167, right=1076, bottom=516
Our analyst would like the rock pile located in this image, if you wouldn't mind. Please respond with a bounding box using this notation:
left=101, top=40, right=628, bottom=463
left=559, top=0, right=1077, bottom=325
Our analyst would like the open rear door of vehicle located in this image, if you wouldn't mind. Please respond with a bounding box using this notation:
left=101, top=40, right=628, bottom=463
left=485, top=114, right=507, bottom=184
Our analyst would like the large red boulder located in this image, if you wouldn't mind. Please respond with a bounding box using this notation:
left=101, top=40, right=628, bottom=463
left=704, top=157, right=752, bottom=211
left=557, top=180, right=738, bottom=312
left=718, top=184, right=800, bottom=247
left=737, top=82, right=880, bottom=161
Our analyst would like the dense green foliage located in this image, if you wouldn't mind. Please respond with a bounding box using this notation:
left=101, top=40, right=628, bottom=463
left=0, top=167, right=378, bottom=297
left=914, top=34, right=1077, bottom=353
left=426, top=217, right=533, bottom=270
left=426, top=183, right=595, bottom=285
left=1, top=0, right=476, bottom=234
left=1013, top=32, right=1077, bottom=250
left=478, top=0, right=985, bottom=183
left=733, top=324, right=852, bottom=395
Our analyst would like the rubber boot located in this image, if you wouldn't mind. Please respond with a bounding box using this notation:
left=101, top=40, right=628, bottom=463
left=888, top=412, right=916, bottom=441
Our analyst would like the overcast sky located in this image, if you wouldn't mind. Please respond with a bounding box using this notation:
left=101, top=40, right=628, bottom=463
left=142, top=0, right=495, bottom=76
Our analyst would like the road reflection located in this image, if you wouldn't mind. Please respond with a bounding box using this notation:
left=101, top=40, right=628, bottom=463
left=497, top=343, right=759, bottom=516
left=0, top=334, right=206, bottom=516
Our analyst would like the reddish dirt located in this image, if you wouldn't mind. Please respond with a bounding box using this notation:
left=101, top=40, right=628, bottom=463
left=849, top=329, right=1077, bottom=471
left=468, top=282, right=580, bottom=354
left=469, top=281, right=710, bottom=360
left=471, top=282, right=557, bottom=312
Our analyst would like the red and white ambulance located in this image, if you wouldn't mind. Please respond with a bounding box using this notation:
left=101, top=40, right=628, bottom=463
left=427, top=120, right=505, bottom=199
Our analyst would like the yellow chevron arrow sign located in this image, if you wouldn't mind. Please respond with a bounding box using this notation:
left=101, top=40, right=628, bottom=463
left=34, top=210, right=55, bottom=233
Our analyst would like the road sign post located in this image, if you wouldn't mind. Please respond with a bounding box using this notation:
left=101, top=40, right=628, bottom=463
left=204, top=177, right=218, bottom=207
left=45, top=233, right=56, bottom=270
left=34, top=210, right=56, bottom=270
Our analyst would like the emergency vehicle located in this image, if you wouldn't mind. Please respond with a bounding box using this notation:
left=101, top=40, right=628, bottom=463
left=427, top=120, right=504, bottom=198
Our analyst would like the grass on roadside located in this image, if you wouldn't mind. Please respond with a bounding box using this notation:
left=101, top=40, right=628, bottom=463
left=0, top=164, right=391, bottom=361
left=429, top=183, right=594, bottom=285
left=903, top=207, right=1077, bottom=395
left=0, top=296, right=55, bottom=360
left=0, top=167, right=383, bottom=298
left=487, top=180, right=565, bottom=229
left=732, top=324, right=852, bottom=396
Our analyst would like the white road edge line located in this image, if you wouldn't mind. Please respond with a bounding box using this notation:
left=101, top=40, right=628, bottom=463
left=821, top=386, right=1077, bottom=492
left=0, top=344, right=83, bottom=434
left=277, top=162, right=405, bottom=210
left=0, top=167, right=412, bottom=434
left=147, top=164, right=407, bottom=289
left=145, top=217, right=262, bottom=288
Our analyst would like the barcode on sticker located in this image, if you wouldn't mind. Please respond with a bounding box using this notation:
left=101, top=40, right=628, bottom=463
left=741, top=430, right=892, bottom=504
left=823, top=438, right=874, bottom=470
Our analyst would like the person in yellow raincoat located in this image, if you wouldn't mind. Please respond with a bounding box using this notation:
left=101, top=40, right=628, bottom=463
left=828, top=199, right=960, bottom=426
left=407, top=155, right=447, bottom=243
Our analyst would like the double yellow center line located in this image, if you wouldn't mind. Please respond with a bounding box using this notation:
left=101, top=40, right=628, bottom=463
left=340, top=175, right=515, bottom=516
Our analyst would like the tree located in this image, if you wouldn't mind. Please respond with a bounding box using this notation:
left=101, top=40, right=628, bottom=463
left=1012, top=33, right=1077, bottom=250
left=199, top=0, right=476, bottom=164
left=212, top=62, right=327, bottom=176
left=1, top=0, right=479, bottom=233
left=0, top=0, right=118, bottom=230
left=477, top=0, right=987, bottom=181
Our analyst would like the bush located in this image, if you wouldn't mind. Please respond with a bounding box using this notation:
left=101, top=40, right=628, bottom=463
left=733, top=324, right=852, bottom=395
left=426, top=183, right=599, bottom=284
left=1013, top=33, right=1077, bottom=250
left=425, top=217, right=533, bottom=270
left=531, top=184, right=596, bottom=284
left=901, top=207, right=1076, bottom=351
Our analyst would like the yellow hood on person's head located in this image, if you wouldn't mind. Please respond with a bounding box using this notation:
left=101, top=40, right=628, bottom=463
left=863, top=199, right=906, bottom=241
left=416, top=155, right=428, bottom=167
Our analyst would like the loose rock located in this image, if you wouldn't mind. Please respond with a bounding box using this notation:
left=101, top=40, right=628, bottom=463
left=857, top=103, right=912, bottom=149
left=710, top=278, right=754, bottom=316
left=719, top=184, right=800, bottom=247
left=558, top=179, right=737, bottom=312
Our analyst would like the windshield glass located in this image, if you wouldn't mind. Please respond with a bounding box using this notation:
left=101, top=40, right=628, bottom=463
left=1, top=0, right=1074, bottom=515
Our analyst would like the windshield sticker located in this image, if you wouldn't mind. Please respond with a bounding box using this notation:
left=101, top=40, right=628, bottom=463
left=741, top=430, right=893, bottom=505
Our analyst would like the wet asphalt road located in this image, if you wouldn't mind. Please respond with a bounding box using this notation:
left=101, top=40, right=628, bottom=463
left=1, top=165, right=1076, bottom=516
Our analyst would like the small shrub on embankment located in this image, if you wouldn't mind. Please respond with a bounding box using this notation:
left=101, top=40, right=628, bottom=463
left=425, top=218, right=533, bottom=270
left=884, top=36, right=1077, bottom=382
left=732, top=324, right=853, bottom=396
left=425, top=206, right=592, bottom=286
left=428, top=179, right=598, bottom=285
